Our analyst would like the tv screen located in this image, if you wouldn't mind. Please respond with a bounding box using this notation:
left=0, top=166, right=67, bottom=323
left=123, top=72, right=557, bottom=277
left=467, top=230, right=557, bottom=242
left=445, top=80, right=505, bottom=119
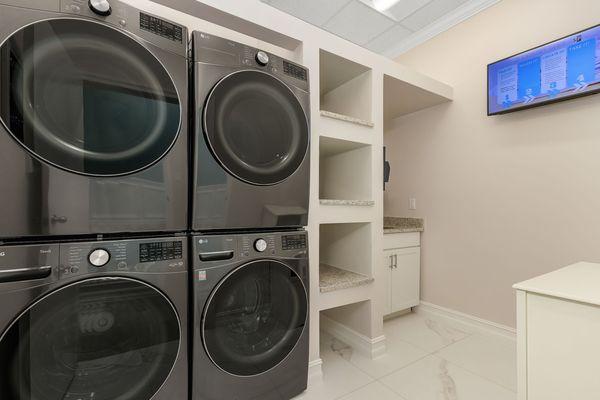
left=488, top=24, right=600, bottom=115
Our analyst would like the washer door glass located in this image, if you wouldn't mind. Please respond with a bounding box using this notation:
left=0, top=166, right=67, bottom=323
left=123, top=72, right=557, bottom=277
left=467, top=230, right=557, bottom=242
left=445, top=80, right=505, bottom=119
left=0, top=19, right=180, bottom=176
left=203, top=70, right=309, bottom=185
left=202, top=260, right=307, bottom=376
left=0, top=278, right=180, bottom=400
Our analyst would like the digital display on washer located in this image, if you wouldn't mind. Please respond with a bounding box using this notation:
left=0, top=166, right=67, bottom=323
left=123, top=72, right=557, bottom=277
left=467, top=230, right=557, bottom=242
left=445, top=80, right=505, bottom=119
left=283, top=61, right=308, bottom=82
left=140, top=241, right=183, bottom=262
left=140, top=12, right=183, bottom=43
left=282, top=234, right=307, bottom=250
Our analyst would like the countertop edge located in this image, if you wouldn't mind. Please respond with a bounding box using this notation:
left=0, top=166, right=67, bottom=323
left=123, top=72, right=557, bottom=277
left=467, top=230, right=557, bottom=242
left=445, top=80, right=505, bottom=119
left=384, top=228, right=424, bottom=234
left=513, top=262, right=600, bottom=307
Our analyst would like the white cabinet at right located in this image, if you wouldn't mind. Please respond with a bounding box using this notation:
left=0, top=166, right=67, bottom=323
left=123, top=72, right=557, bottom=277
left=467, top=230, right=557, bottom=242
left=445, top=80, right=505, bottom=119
left=382, top=232, right=420, bottom=316
left=514, top=262, right=600, bottom=400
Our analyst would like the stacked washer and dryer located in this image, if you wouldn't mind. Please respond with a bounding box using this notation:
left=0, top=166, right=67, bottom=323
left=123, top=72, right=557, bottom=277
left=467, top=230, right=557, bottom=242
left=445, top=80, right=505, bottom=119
left=0, top=1, right=190, bottom=399
left=190, top=32, right=311, bottom=400
left=0, top=1, right=311, bottom=399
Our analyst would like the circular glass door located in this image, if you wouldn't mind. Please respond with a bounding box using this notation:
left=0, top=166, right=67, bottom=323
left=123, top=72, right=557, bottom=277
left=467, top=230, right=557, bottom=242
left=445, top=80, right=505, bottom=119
left=203, top=70, right=309, bottom=185
left=0, top=19, right=181, bottom=176
left=202, top=260, right=308, bottom=376
left=0, top=278, right=180, bottom=400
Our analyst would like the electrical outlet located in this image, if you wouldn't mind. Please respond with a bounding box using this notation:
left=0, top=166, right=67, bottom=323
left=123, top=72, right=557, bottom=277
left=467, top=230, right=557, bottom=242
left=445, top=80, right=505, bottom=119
left=409, top=197, right=417, bottom=210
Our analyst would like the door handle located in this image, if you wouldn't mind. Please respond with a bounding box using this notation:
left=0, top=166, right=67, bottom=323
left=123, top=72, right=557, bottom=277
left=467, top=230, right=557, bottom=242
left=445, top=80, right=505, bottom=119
left=51, top=215, right=68, bottom=224
left=393, top=254, right=398, bottom=269
left=199, top=251, right=234, bottom=262
left=0, top=265, right=52, bottom=283
left=389, top=255, right=393, bottom=269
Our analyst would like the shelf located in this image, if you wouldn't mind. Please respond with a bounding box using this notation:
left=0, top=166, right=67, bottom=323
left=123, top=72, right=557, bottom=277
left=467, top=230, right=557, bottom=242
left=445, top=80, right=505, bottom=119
left=320, top=136, right=372, bottom=202
left=320, top=110, right=374, bottom=128
left=319, top=208, right=373, bottom=224
left=320, top=114, right=373, bottom=146
left=320, top=199, right=375, bottom=207
left=319, top=285, right=373, bottom=311
left=384, top=73, right=453, bottom=120
left=320, top=49, right=372, bottom=123
left=320, top=199, right=375, bottom=223
left=320, top=263, right=374, bottom=293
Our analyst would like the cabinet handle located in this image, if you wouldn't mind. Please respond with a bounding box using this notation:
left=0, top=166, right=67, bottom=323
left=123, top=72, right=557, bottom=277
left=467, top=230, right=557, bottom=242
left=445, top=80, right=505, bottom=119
left=389, top=255, right=393, bottom=269
left=394, top=254, right=398, bottom=269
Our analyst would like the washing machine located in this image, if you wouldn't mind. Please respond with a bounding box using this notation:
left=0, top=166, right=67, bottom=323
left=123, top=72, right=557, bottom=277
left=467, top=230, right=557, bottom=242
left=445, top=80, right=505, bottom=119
left=192, top=230, right=309, bottom=400
left=0, top=0, right=188, bottom=239
left=0, top=235, right=188, bottom=400
left=192, top=31, right=310, bottom=232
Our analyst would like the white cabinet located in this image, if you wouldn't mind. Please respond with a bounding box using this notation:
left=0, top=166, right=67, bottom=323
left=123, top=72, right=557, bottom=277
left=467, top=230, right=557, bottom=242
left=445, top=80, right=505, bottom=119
left=383, top=233, right=420, bottom=316
left=514, top=262, right=600, bottom=400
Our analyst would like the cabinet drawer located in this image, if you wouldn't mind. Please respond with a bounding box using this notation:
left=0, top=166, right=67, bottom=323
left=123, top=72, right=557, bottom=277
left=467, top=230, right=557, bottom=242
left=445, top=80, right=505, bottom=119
left=383, top=232, right=420, bottom=250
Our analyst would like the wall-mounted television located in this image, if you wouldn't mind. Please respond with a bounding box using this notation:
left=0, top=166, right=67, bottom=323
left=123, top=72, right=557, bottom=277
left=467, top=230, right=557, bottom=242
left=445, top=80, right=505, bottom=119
left=488, top=24, right=600, bottom=115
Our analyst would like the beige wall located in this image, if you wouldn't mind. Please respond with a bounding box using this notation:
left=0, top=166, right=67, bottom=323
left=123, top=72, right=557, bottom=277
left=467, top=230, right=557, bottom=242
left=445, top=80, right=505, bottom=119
left=386, top=0, right=600, bottom=327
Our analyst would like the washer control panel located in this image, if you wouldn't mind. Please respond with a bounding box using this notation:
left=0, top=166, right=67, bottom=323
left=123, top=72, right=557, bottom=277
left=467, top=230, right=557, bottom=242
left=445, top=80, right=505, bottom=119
left=194, top=231, right=308, bottom=267
left=193, top=31, right=309, bottom=90
left=281, top=234, right=307, bottom=250
left=242, top=235, right=276, bottom=256
left=61, top=0, right=188, bottom=57
left=139, top=241, right=183, bottom=262
left=59, top=237, right=186, bottom=279
left=283, top=60, right=308, bottom=82
left=140, top=12, right=184, bottom=43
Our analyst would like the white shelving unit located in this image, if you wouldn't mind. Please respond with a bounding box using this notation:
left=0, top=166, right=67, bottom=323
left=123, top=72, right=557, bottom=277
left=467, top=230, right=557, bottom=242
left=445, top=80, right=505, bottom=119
left=314, top=48, right=382, bottom=359
left=314, top=47, right=453, bottom=361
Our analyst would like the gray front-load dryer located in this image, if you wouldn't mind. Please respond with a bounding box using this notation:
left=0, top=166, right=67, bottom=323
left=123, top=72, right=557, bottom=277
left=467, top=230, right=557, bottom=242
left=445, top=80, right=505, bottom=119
left=0, top=235, right=188, bottom=400
left=192, top=32, right=310, bottom=232
left=0, top=0, right=188, bottom=239
left=192, top=230, right=309, bottom=400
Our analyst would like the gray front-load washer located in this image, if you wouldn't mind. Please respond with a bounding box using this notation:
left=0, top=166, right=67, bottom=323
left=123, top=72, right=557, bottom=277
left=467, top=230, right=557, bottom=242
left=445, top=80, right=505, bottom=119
left=0, top=0, right=188, bottom=239
left=192, top=230, right=309, bottom=399
left=192, top=31, right=311, bottom=232
left=0, top=235, right=188, bottom=400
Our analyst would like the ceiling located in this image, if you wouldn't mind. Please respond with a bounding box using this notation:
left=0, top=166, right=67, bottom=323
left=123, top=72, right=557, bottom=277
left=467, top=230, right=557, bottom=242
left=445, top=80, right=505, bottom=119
left=260, top=0, right=499, bottom=58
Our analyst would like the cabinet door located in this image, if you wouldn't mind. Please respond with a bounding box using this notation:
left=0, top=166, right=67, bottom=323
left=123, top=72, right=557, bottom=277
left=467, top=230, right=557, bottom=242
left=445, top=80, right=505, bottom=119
left=382, top=249, right=395, bottom=315
left=391, top=247, right=421, bottom=313
left=526, top=293, right=600, bottom=400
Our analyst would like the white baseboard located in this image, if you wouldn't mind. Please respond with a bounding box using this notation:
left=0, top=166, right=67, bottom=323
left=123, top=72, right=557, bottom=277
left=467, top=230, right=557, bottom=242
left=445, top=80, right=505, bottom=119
left=308, top=358, right=323, bottom=380
left=320, top=315, right=386, bottom=358
left=416, top=301, right=516, bottom=340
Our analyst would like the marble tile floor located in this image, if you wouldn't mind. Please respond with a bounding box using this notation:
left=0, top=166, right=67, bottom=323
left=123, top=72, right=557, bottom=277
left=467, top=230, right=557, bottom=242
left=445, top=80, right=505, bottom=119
left=294, top=311, right=517, bottom=400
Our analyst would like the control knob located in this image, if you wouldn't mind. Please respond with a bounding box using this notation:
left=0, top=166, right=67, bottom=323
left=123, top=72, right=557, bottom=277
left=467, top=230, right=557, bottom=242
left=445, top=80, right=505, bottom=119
left=254, top=239, right=268, bottom=252
left=89, top=249, right=110, bottom=267
left=255, top=51, right=269, bottom=66
left=89, top=0, right=112, bottom=16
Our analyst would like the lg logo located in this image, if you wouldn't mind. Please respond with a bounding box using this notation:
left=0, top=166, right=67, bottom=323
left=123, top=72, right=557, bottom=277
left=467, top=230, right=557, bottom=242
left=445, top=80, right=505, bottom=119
left=0, top=252, right=5, bottom=257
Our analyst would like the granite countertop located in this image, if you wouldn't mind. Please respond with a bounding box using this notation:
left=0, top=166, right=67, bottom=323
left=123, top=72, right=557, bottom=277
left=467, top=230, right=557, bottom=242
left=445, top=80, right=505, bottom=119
left=319, top=263, right=374, bottom=293
left=320, top=110, right=375, bottom=127
left=320, top=199, right=375, bottom=206
left=384, top=216, right=424, bottom=234
left=513, top=262, right=600, bottom=306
